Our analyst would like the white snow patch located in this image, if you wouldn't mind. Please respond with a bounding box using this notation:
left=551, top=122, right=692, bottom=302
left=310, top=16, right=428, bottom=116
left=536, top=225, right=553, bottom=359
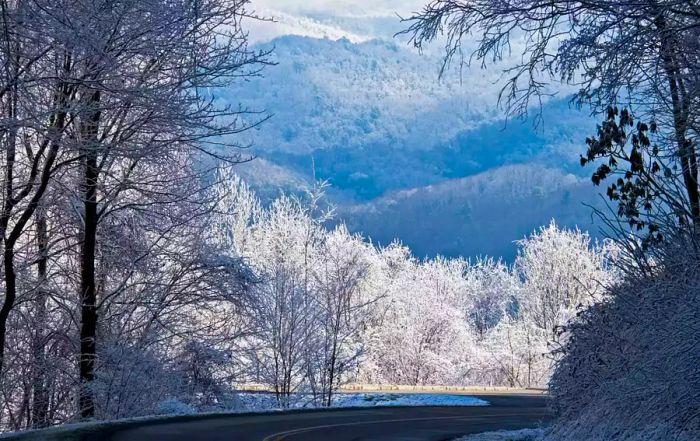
left=335, top=393, right=489, bottom=407
left=155, top=398, right=196, bottom=415
left=236, top=392, right=489, bottom=411
left=454, top=428, right=544, bottom=441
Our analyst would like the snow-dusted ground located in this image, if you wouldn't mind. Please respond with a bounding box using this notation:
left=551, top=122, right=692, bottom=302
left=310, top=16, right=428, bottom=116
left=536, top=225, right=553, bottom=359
left=236, top=392, right=489, bottom=411
left=454, top=428, right=544, bottom=441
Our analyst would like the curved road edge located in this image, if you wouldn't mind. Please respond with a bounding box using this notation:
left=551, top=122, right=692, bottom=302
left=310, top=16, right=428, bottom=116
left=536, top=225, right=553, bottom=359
left=0, top=393, right=551, bottom=441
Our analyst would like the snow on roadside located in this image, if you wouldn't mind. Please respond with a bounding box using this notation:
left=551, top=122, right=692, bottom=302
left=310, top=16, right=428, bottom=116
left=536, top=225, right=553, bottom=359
left=334, top=393, right=489, bottom=407
left=454, top=428, right=544, bottom=441
left=236, top=392, right=489, bottom=411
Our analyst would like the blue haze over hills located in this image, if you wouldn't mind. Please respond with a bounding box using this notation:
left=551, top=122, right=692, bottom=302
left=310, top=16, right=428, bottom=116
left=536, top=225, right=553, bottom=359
left=222, top=30, right=608, bottom=260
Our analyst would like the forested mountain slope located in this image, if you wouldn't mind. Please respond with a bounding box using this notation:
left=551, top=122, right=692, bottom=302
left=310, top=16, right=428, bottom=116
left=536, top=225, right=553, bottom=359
left=224, top=35, right=603, bottom=258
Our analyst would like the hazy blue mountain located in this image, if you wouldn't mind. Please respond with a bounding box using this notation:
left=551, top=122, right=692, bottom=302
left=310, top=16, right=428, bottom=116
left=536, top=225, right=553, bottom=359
left=222, top=35, right=606, bottom=258
left=342, top=165, right=605, bottom=261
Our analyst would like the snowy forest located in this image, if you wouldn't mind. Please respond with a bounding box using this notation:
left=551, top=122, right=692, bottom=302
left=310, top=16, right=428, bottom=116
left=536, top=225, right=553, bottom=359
left=0, top=0, right=698, bottom=441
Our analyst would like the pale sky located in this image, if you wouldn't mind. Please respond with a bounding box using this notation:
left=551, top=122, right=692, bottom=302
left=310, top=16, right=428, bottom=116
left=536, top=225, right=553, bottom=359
left=245, top=0, right=427, bottom=43
left=252, top=0, right=425, bottom=17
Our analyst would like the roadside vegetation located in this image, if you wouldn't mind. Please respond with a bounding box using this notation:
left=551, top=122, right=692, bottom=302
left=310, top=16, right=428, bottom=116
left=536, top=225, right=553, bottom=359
left=406, top=0, right=700, bottom=440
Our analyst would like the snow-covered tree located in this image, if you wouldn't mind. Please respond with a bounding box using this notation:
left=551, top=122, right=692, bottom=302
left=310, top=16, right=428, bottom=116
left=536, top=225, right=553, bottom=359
left=306, top=226, right=378, bottom=406
left=242, top=193, right=325, bottom=406
left=480, top=318, right=549, bottom=388
left=462, top=258, right=519, bottom=341
left=364, top=255, right=471, bottom=386
left=0, top=0, right=267, bottom=427
left=515, top=222, right=616, bottom=342
left=211, top=167, right=262, bottom=256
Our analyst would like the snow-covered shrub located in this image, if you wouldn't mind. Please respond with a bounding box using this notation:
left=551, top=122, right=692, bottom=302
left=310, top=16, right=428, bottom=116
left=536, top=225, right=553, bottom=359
left=155, top=399, right=196, bottom=415
left=480, top=319, right=550, bottom=388
left=175, top=340, right=238, bottom=411
left=93, top=342, right=183, bottom=420
left=547, top=237, right=700, bottom=441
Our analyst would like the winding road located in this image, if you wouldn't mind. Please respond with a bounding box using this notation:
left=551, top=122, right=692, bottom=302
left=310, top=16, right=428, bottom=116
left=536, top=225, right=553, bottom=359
left=100, top=395, right=550, bottom=441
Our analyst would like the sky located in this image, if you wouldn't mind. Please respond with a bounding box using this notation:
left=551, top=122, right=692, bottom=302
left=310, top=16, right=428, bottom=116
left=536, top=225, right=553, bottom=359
left=247, top=0, right=426, bottom=43
left=252, top=0, right=425, bottom=16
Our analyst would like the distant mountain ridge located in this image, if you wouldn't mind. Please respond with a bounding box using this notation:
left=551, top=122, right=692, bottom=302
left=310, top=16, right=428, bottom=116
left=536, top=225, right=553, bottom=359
left=222, top=34, right=606, bottom=259
left=342, top=164, right=603, bottom=260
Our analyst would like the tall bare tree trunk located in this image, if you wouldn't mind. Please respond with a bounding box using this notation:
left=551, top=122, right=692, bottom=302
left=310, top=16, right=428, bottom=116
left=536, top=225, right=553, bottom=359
left=78, top=89, right=101, bottom=419
left=657, top=15, right=700, bottom=223
left=0, top=2, right=19, bottom=374
left=30, top=205, right=49, bottom=428
left=0, top=52, right=70, bottom=378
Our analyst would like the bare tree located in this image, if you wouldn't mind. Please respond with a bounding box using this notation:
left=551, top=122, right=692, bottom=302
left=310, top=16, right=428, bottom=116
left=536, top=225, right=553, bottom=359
left=42, top=0, right=268, bottom=418
left=0, top=0, right=268, bottom=424
left=0, top=0, right=77, bottom=379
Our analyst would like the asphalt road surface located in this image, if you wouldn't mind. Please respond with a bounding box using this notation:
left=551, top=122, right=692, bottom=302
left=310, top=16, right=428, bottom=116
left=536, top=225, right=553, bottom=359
left=101, top=395, right=551, bottom=441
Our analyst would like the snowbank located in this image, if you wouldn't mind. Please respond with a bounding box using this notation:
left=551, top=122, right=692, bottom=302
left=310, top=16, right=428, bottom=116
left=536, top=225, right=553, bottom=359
left=236, top=392, right=489, bottom=411
left=548, top=237, right=700, bottom=441
left=455, top=428, right=544, bottom=441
